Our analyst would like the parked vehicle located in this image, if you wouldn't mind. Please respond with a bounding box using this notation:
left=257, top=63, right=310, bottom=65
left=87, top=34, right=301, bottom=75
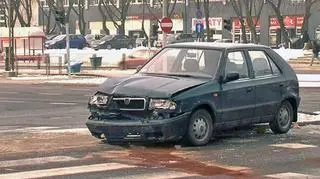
left=45, top=34, right=87, bottom=49
left=119, top=48, right=159, bottom=69
left=91, top=35, right=136, bottom=50
left=86, top=42, right=300, bottom=146
left=85, top=34, right=105, bottom=48
left=167, top=33, right=197, bottom=44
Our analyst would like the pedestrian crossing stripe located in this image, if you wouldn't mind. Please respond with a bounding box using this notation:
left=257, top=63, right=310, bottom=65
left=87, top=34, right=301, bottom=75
left=265, top=172, right=319, bottom=179
left=0, top=163, right=136, bottom=179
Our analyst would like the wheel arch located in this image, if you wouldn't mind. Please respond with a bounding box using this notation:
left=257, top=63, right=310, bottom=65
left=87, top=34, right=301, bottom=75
left=283, top=97, right=298, bottom=122
left=191, top=103, right=216, bottom=125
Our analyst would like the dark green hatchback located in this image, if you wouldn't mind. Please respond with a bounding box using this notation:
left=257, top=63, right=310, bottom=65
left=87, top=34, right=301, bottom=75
left=86, top=42, right=300, bottom=146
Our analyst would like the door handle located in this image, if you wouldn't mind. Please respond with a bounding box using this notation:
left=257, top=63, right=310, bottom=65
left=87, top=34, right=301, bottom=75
left=279, top=83, right=284, bottom=87
left=246, top=87, right=253, bottom=93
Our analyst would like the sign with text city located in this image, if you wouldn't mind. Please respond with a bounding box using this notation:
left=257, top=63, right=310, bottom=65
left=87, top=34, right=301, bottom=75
left=160, top=17, right=173, bottom=33
left=192, top=17, right=223, bottom=31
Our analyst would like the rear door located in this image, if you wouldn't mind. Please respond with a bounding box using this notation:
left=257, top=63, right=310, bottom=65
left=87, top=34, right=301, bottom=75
left=247, top=49, right=284, bottom=122
left=220, top=50, right=256, bottom=128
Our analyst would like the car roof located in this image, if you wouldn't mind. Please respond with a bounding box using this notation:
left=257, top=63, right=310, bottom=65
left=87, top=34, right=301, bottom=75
left=166, top=42, right=269, bottom=50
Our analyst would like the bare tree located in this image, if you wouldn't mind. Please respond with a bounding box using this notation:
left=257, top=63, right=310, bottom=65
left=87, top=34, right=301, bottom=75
left=146, top=0, right=178, bottom=23
left=12, top=0, right=34, bottom=27
left=229, top=0, right=248, bottom=43
left=203, top=0, right=210, bottom=41
left=301, top=0, right=319, bottom=43
left=98, top=0, right=110, bottom=34
left=98, top=0, right=131, bottom=35
left=229, top=0, right=264, bottom=44
left=244, top=0, right=264, bottom=44
left=141, top=0, right=148, bottom=40
left=69, top=0, right=86, bottom=35
left=37, top=0, right=57, bottom=34
left=266, top=0, right=290, bottom=47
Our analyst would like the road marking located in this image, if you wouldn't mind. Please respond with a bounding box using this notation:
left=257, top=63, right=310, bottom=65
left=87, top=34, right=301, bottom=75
left=111, top=171, right=200, bottom=179
left=84, top=94, right=92, bottom=97
left=270, top=143, right=317, bottom=149
left=0, top=100, right=25, bottom=103
left=49, top=102, right=77, bottom=105
left=39, top=93, right=62, bottom=96
left=70, top=88, right=92, bottom=91
left=314, top=111, right=320, bottom=114
left=265, top=172, right=318, bottom=179
left=0, top=163, right=136, bottom=179
left=38, top=128, right=89, bottom=134
left=0, top=92, right=18, bottom=94
left=0, top=156, right=78, bottom=168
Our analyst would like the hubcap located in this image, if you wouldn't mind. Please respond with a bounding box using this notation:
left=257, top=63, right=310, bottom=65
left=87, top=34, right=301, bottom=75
left=279, top=106, right=290, bottom=128
left=192, top=117, right=208, bottom=140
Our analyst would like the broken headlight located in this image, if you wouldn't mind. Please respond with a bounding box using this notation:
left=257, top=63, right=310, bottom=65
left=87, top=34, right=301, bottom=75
left=149, top=99, right=176, bottom=110
left=89, top=95, right=108, bottom=105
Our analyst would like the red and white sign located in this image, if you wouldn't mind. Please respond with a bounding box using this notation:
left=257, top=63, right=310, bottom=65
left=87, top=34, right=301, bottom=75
left=270, top=16, right=304, bottom=29
left=160, top=17, right=173, bottom=33
left=192, top=17, right=223, bottom=30
left=233, top=17, right=261, bottom=29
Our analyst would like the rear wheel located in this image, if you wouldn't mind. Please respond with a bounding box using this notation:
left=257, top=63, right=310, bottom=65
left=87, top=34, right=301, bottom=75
left=186, top=109, right=213, bottom=146
left=269, top=101, right=293, bottom=134
left=106, top=44, right=112, bottom=50
left=127, top=44, right=133, bottom=49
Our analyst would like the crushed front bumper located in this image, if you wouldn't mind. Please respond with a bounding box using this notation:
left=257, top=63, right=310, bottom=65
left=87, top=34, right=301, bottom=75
left=86, top=112, right=190, bottom=143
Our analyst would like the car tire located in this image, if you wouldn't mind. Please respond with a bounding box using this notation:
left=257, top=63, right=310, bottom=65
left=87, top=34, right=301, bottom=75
left=269, top=100, right=293, bottom=134
left=127, top=44, right=133, bottom=49
left=186, top=109, right=213, bottom=146
left=106, top=44, right=112, bottom=50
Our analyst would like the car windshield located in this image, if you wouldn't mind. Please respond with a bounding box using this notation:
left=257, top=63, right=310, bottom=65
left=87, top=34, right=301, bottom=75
left=139, top=47, right=222, bottom=78
left=52, top=35, right=65, bottom=41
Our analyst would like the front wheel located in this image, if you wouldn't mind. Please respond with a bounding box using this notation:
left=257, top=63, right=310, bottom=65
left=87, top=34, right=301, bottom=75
left=106, top=44, right=112, bottom=50
left=269, top=101, right=293, bottom=134
left=186, top=109, right=213, bottom=146
left=127, top=44, right=133, bottom=49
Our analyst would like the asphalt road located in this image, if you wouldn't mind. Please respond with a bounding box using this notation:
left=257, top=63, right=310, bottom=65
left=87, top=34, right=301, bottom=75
left=0, top=84, right=318, bottom=129
left=0, top=84, right=319, bottom=178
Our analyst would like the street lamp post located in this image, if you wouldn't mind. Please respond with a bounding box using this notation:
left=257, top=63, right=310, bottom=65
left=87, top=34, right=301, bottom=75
left=162, top=0, right=168, bottom=46
left=183, top=0, right=188, bottom=33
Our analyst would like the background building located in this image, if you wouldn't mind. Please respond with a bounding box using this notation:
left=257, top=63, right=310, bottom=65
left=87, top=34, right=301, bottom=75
left=38, top=0, right=320, bottom=47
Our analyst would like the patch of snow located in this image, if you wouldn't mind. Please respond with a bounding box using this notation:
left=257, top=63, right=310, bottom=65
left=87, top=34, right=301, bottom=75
left=299, top=82, right=320, bottom=88
left=297, top=74, right=320, bottom=82
left=298, top=113, right=320, bottom=123
left=44, top=77, right=108, bottom=85
left=273, top=49, right=304, bottom=61
left=9, top=75, right=69, bottom=81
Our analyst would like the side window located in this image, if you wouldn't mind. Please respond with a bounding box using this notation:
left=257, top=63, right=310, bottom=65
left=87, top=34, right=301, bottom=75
left=225, top=51, right=249, bottom=79
left=248, top=51, right=272, bottom=77
left=269, top=58, right=281, bottom=75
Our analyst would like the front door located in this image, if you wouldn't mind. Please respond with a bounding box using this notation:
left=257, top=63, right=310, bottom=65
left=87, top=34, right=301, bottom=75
left=248, top=50, right=284, bottom=122
left=220, top=50, right=256, bottom=128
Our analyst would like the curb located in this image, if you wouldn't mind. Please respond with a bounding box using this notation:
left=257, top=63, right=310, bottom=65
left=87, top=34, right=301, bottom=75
left=298, top=111, right=320, bottom=115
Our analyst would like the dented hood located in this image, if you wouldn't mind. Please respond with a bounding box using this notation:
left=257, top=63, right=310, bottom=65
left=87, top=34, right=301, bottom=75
left=98, top=74, right=209, bottom=98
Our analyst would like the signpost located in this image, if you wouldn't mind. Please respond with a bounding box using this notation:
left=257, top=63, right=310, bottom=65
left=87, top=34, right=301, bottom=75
left=160, top=16, right=173, bottom=46
left=160, top=17, right=173, bottom=33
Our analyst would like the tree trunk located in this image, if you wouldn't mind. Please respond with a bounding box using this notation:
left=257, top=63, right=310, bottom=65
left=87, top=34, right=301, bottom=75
left=301, top=0, right=312, bottom=43
left=203, top=0, right=210, bottom=41
left=141, top=0, right=148, bottom=41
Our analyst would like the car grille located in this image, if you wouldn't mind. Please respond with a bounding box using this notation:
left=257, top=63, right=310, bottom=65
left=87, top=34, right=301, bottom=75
left=112, top=97, right=146, bottom=111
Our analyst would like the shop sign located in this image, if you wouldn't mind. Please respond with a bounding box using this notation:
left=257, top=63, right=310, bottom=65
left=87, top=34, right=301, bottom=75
left=269, top=16, right=304, bottom=29
left=192, top=17, right=223, bottom=30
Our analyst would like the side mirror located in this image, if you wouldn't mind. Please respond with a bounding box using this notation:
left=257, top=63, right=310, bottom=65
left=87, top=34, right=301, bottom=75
left=223, top=72, right=240, bottom=83
left=136, top=65, right=142, bottom=72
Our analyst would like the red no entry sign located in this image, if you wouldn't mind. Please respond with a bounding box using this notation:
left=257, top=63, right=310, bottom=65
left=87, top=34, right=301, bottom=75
left=160, top=17, right=173, bottom=33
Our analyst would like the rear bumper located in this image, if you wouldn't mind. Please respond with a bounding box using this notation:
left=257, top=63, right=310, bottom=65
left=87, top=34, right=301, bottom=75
left=86, top=112, right=190, bottom=143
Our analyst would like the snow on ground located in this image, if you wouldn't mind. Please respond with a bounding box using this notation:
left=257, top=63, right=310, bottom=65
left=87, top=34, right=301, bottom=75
left=298, top=113, right=320, bottom=122
left=37, top=47, right=305, bottom=67
left=297, top=74, right=320, bottom=82
left=43, top=77, right=108, bottom=85
left=43, top=47, right=149, bottom=66
left=273, top=48, right=304, bottom=61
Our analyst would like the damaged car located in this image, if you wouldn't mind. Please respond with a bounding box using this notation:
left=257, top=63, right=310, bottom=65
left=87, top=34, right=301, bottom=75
left=86, top=42, right=300, bottom=146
